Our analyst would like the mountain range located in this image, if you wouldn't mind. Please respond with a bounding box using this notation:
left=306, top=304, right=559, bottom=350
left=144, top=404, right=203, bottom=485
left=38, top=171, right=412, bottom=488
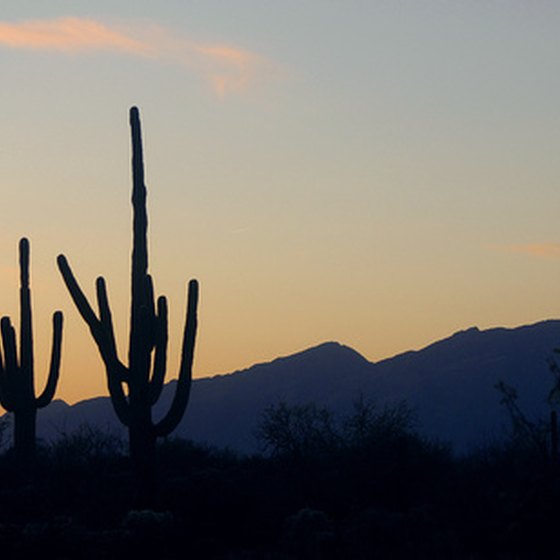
left=19, top=319, right=560, bottom=454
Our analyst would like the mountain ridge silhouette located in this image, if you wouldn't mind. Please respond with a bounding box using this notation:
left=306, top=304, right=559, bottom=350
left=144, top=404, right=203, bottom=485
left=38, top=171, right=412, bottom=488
left=10, top=319, right=560, bottom=453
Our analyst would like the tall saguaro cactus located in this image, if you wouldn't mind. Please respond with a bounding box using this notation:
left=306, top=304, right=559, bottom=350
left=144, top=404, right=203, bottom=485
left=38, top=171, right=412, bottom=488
left=57, top=107, right=199, bottom=498
left=0, top=238, right=64, bottom=461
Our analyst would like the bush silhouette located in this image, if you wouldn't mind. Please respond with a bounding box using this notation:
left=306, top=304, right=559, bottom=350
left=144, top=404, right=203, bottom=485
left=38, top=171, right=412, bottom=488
left=257, top=401, right=339, bottom=461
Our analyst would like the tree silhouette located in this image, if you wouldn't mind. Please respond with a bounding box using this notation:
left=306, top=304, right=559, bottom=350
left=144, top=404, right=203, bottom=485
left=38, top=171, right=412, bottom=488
left=256, top=401, right=338, bottom=461
left=0, top=238, right=63, bottom=462
left=57, top=107, right=199, bottom=503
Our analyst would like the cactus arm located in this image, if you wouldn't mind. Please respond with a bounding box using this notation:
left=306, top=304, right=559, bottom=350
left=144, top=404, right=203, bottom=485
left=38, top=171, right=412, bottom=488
left=154, top=279, right=198, bottom=437
left=0, top=377, right=12, bottom=411
left=143, top=275, right=158, bottom=362
left=36, top=311, right=63, bottom=409
left=0, top=340, right=5, bottom=378
left=0, top=345, right=5, bottom=398
left=58, top=257, right=123, bottom=375
left=149, top=296, right=168, bottom=405
left=0, top=380, right=15, bottom=411
left=0, top=317, right=19, bottom=409
left=1, top=318, right=18, bottom=377
left=94, top=278, right=131, bottom=424
left=95, top=277, right=127, bottom=376
left=107, top=374, right=131, bottom=426
left=0, top=341, right=14, bottom=411
left=57, top=255, right=101, bottom=330
left=145, top=275, right=156, bottom=325
left=58, top=255, right=130, bottom=424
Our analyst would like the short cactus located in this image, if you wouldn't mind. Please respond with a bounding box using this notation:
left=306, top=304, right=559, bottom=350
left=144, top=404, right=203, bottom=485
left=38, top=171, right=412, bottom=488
left=0, top=238, right=64, bottom=461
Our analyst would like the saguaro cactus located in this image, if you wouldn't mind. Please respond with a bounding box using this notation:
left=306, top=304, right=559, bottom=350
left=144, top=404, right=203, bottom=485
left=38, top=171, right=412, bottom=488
left=57, top=107, right=198, bottom=498
left=0, top=238, right=63, bottom=461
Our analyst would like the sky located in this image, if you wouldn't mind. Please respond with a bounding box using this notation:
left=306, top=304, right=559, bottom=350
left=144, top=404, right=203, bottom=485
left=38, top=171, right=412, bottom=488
left=1, top=1, right=560, bottom=405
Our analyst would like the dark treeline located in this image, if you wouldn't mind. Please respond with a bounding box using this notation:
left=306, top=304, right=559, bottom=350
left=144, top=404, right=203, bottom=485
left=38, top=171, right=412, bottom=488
left=0, top=398, right=558, bottom=559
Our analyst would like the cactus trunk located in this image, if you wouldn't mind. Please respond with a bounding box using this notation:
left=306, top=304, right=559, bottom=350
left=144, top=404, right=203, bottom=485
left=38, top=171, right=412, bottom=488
left=129, top=408, right=157, bottom=503
left=13, top=408, right=37, bottom=460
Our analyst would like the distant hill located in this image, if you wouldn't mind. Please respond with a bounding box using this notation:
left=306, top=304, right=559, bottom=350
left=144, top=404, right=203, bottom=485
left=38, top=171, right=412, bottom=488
left=25, top=320, right=560, bottom=453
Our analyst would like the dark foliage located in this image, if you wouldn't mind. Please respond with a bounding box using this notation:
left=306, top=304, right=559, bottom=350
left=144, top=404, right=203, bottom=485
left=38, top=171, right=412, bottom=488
left=0, top=397, right=554, bottom=558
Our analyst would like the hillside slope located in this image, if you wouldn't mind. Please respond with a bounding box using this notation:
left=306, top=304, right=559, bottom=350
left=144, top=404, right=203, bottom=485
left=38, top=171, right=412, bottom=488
left=29, top=320, right=560, bottom=453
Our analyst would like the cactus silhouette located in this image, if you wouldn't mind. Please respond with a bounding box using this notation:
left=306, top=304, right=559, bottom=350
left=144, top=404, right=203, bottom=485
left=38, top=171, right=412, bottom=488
left=57, top=107, right=199, bottom=502
left=0, top=238, right=63, bottom=461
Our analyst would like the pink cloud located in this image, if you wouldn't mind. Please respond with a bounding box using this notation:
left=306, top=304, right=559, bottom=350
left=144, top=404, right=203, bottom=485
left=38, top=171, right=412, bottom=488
left=489, top=243, right=560, bottom=259
left=0, top=17, right=270, bottom=95
left=0, top=17, right=153, bottom=55
left=194, top=44, right=262, bottom=96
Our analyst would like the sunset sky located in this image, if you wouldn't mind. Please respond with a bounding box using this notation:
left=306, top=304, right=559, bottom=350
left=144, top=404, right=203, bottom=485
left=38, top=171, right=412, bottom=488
left=1, top=1, right=560, bottom=405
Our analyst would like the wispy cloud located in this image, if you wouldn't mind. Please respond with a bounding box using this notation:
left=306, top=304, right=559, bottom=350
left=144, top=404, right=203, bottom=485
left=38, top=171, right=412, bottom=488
left=0, top=17, right=155, bottom=55
left=488, top=243, right=560, bottom=259
left=0, top=17, right=270, bottom=95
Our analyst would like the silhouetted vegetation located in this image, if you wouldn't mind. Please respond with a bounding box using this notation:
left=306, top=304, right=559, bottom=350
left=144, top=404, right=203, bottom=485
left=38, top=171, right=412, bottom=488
left=495, top=349, right=560, bottom=466
left=0, top=396, right=557, bottom=558
left=57, top=107, right=198, bottom=505
left=0, top=238, right=63, bottom=464
left=495, top=380, right=558, bottom=464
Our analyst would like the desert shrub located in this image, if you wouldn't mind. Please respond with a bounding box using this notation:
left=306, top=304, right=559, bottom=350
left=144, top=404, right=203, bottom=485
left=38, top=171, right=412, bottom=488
left=48, top=423, right=125, bottom=469
left=343, top=396, right=416, bottom=449
left=256, top=401, right=340, bottom=461
left=256, top=397, right=419, bottom=461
